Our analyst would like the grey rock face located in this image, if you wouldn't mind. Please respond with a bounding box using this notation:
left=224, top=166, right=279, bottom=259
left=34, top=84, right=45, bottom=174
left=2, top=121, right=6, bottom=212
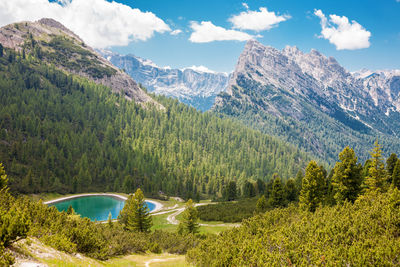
left=101, top=51, right=229, bottom=111
left=214, top=39, right=400, bottom=162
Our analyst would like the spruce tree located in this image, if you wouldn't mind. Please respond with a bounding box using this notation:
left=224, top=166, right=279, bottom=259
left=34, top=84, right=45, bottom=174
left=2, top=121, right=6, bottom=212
left=295, top=170, right=304, bottom=190
left=0, top=43, right=3, bottom=57
left=365, top=141, right=388, bottom=193
left=386, top=153, right=398, bottom=183
left=270, top=176, right=285, bottom=208
left=243, top=181, right=256, bottom=198
left=256, top=178, right=266, bottom=195
left=118, top=188, right=152, bottom=232
left=392, top=160, right=400, bottom=189
left=179, top=199, right=199, bottom=234
left=331, top=146, right=363, bottom=203
left=284, top=178, right=298, bottom=202
left=299, top=161, right=326, bottom=212
left=225, top=181, right=237, bottom=201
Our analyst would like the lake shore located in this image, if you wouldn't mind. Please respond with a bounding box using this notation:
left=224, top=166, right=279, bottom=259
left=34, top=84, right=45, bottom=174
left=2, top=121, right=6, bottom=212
left=43, top=193, right=163, bottom=213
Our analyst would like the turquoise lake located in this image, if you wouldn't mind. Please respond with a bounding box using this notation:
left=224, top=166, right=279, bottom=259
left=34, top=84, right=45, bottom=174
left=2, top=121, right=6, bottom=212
left=49, top=195, right=155, bottom=221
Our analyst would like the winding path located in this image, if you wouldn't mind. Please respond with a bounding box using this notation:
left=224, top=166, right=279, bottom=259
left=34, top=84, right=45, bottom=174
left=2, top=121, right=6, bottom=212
left=144, top=257, right=180, bottom=267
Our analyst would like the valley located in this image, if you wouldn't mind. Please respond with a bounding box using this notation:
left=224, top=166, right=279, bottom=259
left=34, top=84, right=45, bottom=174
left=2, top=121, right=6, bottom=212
left=0, top=8, right=399, bottom=266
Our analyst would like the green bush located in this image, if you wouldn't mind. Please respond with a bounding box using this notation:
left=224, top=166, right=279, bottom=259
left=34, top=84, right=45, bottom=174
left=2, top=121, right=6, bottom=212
left=197, top=198, right=257, bottom=223
left=188, top=189, right=400, bottom=266
left=40, top=233, right=76, bottom=253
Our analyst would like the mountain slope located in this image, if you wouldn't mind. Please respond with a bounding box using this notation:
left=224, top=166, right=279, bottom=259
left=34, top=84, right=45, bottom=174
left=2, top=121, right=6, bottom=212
left=102, top=51, right=229, bottom=111
left=0, top=40, right=310, bottom=197
left=214, top=40, right=400, bottom=163
left=0, top=18, right=160, bottom=107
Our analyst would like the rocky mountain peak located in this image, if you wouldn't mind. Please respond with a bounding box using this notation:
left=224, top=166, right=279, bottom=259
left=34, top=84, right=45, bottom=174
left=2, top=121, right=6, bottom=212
left=101, top=51, right=229, bottom=111
left=0, top=19, right=161, bottom=108
left=214, top=40, right=400, bottom=163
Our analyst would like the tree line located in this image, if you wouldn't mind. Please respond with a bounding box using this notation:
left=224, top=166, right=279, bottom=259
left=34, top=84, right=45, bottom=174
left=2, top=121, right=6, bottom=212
left=0, top=46, right=309, bottom=198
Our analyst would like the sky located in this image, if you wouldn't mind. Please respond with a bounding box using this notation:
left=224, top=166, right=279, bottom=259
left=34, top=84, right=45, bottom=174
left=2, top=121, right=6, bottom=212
left=0, top=0, right=399, bottom=73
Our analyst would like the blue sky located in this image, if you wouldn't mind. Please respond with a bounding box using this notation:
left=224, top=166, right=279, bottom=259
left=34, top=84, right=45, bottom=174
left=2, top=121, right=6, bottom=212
left=1, top=0, right=399, bottom=73
left=111, top=0, right=400, bottom=73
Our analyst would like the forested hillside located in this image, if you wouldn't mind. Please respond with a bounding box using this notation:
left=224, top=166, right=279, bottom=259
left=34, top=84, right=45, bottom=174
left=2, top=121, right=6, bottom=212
left=0, top=46, right=309, bottom=198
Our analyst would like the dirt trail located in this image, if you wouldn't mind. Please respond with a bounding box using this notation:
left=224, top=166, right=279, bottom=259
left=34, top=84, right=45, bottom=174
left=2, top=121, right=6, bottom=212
left=144, top=257, right=180, bottom=267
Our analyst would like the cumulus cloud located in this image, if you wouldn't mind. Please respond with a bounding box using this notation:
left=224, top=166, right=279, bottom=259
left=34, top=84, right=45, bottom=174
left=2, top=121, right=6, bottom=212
left=0, top=0, right=170, bottom=48
left=314, top=9, right=371, bottom=50
left=229, top=7, right=290, bottom=31
left=189, top=21, right=254, bottom=43
left=242, top=3, right=249, bottom=9
left=170, top=29, right=182, bottom=36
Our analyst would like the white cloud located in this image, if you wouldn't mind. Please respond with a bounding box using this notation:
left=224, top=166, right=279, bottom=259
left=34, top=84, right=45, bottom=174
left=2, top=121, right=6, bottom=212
left=170, top=29, right=182, bottom=36
left=314, top=9, right=371, bottom=50
left=0, top=0, right=170, bottom=48
left=242, top=3, right=249, bottom=10
left=189, top=21, right=254, bottom=43
left=229, top=7, right=290, bottom=31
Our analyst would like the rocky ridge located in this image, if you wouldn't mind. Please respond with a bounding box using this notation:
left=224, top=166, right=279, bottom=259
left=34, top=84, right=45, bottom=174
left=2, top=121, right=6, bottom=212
left=101, top=50, right=229, bottom=111
left=214, top=39, right=400, bottom=161
left=0, top=18, right=161, bottom=108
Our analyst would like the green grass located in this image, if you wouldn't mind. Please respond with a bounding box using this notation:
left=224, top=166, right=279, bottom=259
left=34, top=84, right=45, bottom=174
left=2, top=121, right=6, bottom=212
left=151, top=211, right=177, bottom=232
left=105, top=254, right=188, bottom=267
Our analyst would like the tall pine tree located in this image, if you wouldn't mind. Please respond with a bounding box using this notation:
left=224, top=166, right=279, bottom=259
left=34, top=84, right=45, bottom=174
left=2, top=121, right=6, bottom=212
left=179, top=199, right=199, bottom=234
left=270, top=176, right=285, bottom=208
left=386, top=153, right=398, bottom=183
left=332, top=146, right=363, bottom=203
left=299, top=161, right=326, bottom=212
left=365, top=141, right=388, bottom=193
left=392, top=160, right=400, bottom=190
left=118, top=188, right=152, bottom=232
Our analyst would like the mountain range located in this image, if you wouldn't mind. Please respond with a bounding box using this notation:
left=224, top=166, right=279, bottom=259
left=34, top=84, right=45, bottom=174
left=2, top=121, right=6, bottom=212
left=213, top=39, right=400, bottom=162
left=101, top=51, right=229, bottom=111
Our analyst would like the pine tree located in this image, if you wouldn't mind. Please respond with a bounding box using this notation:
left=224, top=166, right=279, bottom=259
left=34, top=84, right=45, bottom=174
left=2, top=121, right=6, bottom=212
left=331, top=146, right=363, bottom=203
left=225, top=181, right=237, bottom=201
left=179, top=199, right=199, bottom=234
left=118, top=188, right=152, bottom=232
left=284, top=178, right=298, bottom=202
left=365, top=141, right=388, bottom=193
left=256, top=195, right=268, bottom=213
left=270, top=176, right=285, bottom=208
left=299, top=161, right=326, bottom=212
left=392, top=160, right=400, bottom=189
left=386, top=153, right=398, bottom=183
left=295, top=170, right=304, bottom=191
left=243, top=181, right=256, bottom=198
left=0, top=43, right=3, bottom=57
left=256, top=178, right=266, bottom=195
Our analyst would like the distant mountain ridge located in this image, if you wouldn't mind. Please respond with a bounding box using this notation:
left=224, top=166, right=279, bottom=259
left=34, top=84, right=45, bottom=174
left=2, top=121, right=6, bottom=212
left=0, top=18, right=160, bottom=108
left=101, top=50, right=229, bottom=111
left=214, top=40, right=400, bottom=162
